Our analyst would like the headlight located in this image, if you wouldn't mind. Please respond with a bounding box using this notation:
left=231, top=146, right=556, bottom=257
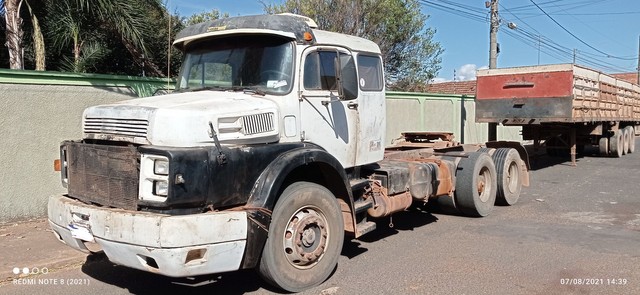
left=154, top=180, right=169, bottom=196
left=154, top=159, right=169, bottom=175
left=139, top=154, right=170, bottom=202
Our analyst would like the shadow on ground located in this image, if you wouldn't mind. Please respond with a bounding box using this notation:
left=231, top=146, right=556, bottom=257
left=80, top=206, right=441, bottom=294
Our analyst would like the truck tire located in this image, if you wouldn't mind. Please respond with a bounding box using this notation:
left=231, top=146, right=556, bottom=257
left=622, top=127, right=630, bottom=155
left=258, top=182, right=344, bottom=292
left=493, top=148, right=523, bottom=206
left=454, top=152, right=497, bottom=217
left=627, top=126, right=635, bottom=154
left=609, top=130, right=624, bottom=158
left=598, top=137, right=609, bottom=156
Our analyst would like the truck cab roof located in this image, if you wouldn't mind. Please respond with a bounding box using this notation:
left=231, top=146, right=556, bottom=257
left=173, top=14, right=381, bottom=54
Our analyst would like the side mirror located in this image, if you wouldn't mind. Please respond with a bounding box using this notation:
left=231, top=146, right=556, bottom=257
left=334, top=53, right=358, bottom=100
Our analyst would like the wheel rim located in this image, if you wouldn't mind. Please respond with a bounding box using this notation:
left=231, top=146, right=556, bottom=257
left=477, top=166, right=493, bottom=202
left=506, top=162, right=519, bottom=194
left=283, top=206, right=329, bottom=270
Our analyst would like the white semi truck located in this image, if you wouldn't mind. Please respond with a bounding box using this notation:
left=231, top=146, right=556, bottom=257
left=48, top=14, right=529, bottom=292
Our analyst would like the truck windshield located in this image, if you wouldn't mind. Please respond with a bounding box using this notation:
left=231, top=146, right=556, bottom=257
left=176, top=35, right=294, bottom=95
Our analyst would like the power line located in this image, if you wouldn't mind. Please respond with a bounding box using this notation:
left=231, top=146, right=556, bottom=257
left=527, top=0, right=629, bottom=60
left=419, top=0, right=636, bottom=73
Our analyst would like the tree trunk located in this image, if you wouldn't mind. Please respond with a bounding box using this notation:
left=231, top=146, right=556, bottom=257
left=4, top=0, right=25, bottom=70
left=121, top=38, right=164, bottom=77
left=25, top=0, right=45, bottom=70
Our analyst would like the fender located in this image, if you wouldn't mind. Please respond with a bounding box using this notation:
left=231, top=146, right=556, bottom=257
left=239, top=145, right=356, bottom=269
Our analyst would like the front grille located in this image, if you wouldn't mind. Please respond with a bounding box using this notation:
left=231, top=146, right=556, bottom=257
left=84, top=117, right=149, bottom=138
left=65, top=142, right=139, bottom=210
left=243, top=113, right=275, bottom=135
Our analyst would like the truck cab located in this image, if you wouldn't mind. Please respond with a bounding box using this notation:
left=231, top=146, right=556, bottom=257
left=48, top=14, right=529, bottom=292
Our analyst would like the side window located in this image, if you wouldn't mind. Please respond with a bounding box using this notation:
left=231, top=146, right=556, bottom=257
left=303, top=51, right=338, bottom=90
left=357, top=55, right=383, bottom=91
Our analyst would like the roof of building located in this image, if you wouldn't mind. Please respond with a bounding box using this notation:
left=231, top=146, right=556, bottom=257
left=425, top=80, right=477, bottom=96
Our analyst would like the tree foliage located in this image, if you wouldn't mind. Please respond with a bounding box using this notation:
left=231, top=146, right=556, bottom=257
left=1, top=0, right=186, bottom=76
left=264, top=0, right=443, bottom=90
left=185, top=9, right=229, bottom=26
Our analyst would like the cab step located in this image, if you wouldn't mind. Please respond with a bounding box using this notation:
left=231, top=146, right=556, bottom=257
left=353, top=198, right=374, bottom=214
left=355, top=221, right=376, bottom=238
left=350, top=178, right=371, bottom=192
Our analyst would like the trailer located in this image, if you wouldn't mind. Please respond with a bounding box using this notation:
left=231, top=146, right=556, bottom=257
left=476, top=64, right=640, bottom=164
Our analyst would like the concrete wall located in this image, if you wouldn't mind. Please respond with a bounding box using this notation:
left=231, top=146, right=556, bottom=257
left=385, top=92, right=522, bottom=145
left=0, top=84, right=137, bottom=223
left=0, top=80, right=521, bottom=223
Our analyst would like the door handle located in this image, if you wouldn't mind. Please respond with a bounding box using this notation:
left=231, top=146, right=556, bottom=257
left=347, top=101, right=358, bottom=110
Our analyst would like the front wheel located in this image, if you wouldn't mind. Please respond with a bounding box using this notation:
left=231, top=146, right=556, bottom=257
left=258, top=182, right=344, bottom=292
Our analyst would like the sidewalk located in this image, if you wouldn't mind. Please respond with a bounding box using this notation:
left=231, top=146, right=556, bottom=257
left=0, top=218, right=87, bottom=284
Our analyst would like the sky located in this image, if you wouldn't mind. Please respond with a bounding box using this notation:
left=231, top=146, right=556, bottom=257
left=169, top=0, right=639, bottom=82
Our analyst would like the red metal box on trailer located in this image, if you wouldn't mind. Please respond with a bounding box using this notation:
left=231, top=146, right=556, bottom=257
left=476, top=64, right=640, bottom=124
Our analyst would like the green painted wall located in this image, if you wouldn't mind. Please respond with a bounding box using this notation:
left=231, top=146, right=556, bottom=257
left=0, top=69, right=174, bottom=98
left=385, top=91, right=522, bottom=145
left=0, top=71, right=520, bottom=223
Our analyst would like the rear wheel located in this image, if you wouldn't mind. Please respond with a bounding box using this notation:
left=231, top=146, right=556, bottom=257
left=598, top=137, right=609, bottom=156
left=454, top=152, right=497, bottom=217
left=609, top=130, right=624, bottom=158
left=622, top=127, right=630, bottom=155
left=492, top=148, right=523, bottom=206
left=258, top=182, right=344, bottom=292
left=627, top=126, right=635, bottom=154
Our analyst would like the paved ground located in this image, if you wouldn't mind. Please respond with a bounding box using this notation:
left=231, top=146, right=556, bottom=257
left=1, top=141, right=639, bottom=295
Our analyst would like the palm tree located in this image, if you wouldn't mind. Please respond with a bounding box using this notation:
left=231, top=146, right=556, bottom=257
left=2, top=0, right=165, bottom=74
left=1, top=0, right=25, bottom=69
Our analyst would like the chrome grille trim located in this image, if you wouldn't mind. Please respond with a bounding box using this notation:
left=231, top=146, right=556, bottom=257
left=242, top=113, right=275, bottom=135
left=84, top=117, right=149, bottom=138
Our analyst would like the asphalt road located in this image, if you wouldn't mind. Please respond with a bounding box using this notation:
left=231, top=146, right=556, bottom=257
left=2, top=141, right=639, bottom=295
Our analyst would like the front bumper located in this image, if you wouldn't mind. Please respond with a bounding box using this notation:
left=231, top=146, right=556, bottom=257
left=47, top=195, right=248, bottom=277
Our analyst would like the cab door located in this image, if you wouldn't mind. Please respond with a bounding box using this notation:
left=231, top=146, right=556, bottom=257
left=298, top=47, right=359, bottom=168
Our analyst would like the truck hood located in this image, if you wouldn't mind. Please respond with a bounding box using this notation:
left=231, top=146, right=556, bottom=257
left=82, top=91, right=280, bottom=146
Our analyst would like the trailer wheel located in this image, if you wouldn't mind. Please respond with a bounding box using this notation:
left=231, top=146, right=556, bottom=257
left=627, top=126, right=635, bottom=154
left=454, top=152, right=497, bottom=217
left=622, top=128, right=630, bottom=155
left=493, top=148, right=523, bottom=206
left=598, top=137, right=609, bottom=156
left=258, top=182, right=344, bottom=292
left=609, top=130, right=624, bottom=158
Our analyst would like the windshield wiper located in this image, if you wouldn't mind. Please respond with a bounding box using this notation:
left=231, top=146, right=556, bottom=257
left=191, top=86, right=226, bottom=92
left=230, top=86, right=266, bottom=96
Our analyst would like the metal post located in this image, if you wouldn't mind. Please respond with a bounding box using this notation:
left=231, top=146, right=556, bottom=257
left=637, top=35, right=639, bottom=85
left=488, top=0, right=499, bottom=141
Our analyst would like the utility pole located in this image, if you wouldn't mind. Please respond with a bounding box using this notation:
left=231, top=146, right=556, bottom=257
left=489, top=0, right=499, bottom=69
left=637, top=36, right=639, bottom=85
left=488, top=0, right=499, bottom=141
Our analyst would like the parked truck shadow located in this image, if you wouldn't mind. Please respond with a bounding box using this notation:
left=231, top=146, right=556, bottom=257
left=345, top=205, right=439, bottom=248
left=80, top=206, right=439, bottom=294
left=81, top=253, right=281, bottom=295
left=524, top=143, right=627, bottom=171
